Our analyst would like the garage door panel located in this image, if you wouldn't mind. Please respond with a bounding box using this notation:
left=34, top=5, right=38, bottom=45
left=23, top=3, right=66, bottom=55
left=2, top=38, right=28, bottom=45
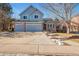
left=15, top=24, right=24, bottom=32
left=26, top=24, right=43, bottom=32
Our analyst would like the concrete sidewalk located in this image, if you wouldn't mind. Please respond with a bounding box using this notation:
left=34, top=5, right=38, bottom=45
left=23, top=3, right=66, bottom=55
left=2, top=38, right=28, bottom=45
left=0, top=44, right=79, bottom=56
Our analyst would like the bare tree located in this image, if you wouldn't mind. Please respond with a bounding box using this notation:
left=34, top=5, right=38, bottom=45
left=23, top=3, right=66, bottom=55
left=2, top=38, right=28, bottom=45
left=0, top=3, right=13, bottom=31
left=42, top=3, right=79, bottom=33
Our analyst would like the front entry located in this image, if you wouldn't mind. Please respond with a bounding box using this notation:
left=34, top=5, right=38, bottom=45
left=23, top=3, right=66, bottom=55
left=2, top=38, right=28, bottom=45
left=48, top=24, right=53, bottom=31
left=43, top=23, right=46, bottom=31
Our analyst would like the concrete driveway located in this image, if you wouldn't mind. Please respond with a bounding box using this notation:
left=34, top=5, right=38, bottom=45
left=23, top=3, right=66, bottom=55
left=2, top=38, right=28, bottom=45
left=0, top=32, right=79, bottom=56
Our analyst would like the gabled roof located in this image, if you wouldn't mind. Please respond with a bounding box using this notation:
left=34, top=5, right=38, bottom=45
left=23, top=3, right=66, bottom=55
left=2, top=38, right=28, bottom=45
left=19, top=5, right=43, bottom=16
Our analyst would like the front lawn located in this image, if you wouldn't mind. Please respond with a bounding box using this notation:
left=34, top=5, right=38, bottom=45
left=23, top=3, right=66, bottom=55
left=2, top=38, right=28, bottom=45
left=70, top=39, right=79, bottom=43
left=53, top=33, right=79, bottom=37
left=48, top=32, right=79, bottom=43
left=65, top=39, right=79, bottom=43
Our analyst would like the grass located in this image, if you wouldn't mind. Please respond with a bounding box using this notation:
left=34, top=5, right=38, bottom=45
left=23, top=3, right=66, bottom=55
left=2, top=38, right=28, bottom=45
left=53, top=33, right=79, bottom=37
left=65, top=39, right=79, bottom=43
left=70, top=39, right=79, bottom=43
left=52, top=33, right=79, bottom=43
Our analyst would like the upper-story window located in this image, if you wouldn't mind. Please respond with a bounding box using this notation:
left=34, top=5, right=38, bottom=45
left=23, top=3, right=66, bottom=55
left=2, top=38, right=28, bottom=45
left=34, top=15, right=38, bottom=19
left=23, top=16, right=27, bottom=19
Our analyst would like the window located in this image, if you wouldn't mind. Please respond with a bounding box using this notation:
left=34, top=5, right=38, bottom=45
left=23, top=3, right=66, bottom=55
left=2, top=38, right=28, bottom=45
left=23, top=16, right=27, bottom=19
left=48, top=24, right=52, bottom=28
left=34, top=15, right=38, bottom=19
left=50, top=24, right=52, bottom=27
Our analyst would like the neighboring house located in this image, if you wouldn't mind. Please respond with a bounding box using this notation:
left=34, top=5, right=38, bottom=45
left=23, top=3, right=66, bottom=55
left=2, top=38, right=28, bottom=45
left=55, top=16, right=79, bottom=33
left=14, top=5, right=79, bottom=32
left=70, top=15, right=79, bottom=32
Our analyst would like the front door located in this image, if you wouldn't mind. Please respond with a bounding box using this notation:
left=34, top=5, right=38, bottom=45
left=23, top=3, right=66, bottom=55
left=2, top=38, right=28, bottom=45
left=48, top=24, right=52, bottom=31
left=43, top=23, right=46, bottom=31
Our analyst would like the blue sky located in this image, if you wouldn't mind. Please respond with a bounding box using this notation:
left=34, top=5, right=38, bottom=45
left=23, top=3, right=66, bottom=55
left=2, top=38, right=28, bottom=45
left=11, top=3, right=79, bottom=19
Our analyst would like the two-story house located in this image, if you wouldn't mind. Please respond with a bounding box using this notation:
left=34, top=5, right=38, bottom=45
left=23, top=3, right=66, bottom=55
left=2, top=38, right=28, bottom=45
left=14, top=5, right=57, bottom=32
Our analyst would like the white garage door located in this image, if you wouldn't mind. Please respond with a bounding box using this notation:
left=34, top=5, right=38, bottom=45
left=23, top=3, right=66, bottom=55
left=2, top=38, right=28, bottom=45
left=26, top=23, right=43, bottom=32
left=15, top=22, right=24, bottom=32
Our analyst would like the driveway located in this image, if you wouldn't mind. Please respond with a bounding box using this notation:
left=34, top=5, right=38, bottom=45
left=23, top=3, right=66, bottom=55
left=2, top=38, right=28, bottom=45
left=0, top=32, right=56, bottom=45
left=0, top=32, right=79, bottom=56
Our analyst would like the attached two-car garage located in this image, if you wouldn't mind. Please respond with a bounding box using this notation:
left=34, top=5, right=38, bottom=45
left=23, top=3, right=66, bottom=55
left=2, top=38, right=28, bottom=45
left=14, top=22, right=43, bottom=32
